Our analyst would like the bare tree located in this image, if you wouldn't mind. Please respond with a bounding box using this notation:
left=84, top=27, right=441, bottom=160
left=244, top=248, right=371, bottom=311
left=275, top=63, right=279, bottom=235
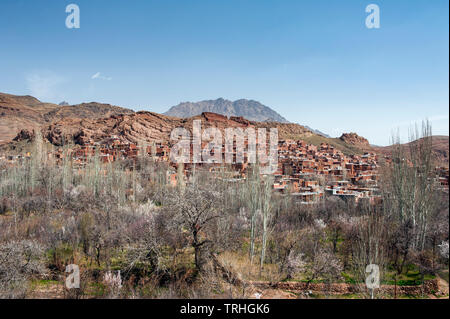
left=0, top=240, right=46, bottom=298
left=167, top=183, right=221, bottom=273
left=383, top=121, right=436, bottom=253
left=350, top=202, right=387, bottom=299
left=259, top=174, right=274, bottom=272
left=243, top=164, right=275, bottom=270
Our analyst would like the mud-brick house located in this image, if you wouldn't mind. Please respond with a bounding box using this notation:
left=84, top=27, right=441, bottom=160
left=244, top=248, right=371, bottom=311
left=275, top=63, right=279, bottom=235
left=291, top=190, right=323, bottom=203
left=273, top=182, right=289, bottom=193
left=100, top=154, right=114, bottom=163
left=288, top=178, right=301, bottom=193
left=345, top=163, right=355, bottom=175
left=303, top=180, right=318, bottom=188
left=166, top=170, right=178, bottom=187
left=438, top=176, right=449, bottom=187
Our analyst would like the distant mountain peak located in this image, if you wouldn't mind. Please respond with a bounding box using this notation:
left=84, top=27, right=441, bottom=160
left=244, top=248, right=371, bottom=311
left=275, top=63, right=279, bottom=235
left=304, top=125, right=331, bottom=138
left=164, top=98, right=289, bottom=123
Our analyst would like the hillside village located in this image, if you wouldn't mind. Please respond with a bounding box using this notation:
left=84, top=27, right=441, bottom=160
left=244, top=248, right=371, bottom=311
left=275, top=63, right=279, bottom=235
left=2, top=136, right=448, bottom=205
left=1, top=0, right=449, bottom=303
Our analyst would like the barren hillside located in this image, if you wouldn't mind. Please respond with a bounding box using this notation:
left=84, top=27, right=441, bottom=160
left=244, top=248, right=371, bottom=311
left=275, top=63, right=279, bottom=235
left=0, top=92, right=133, bottom=145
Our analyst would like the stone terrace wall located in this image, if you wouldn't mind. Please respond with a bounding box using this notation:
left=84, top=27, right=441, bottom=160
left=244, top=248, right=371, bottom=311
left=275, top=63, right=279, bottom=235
left=250, top=279, right=440, bottom=296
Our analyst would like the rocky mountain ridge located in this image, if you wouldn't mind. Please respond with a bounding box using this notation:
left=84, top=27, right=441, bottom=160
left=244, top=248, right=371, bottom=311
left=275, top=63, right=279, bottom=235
left=164, top=98, right=289, bottom=123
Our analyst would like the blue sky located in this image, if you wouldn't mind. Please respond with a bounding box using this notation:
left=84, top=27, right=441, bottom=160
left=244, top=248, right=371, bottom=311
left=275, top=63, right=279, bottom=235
left=0, top=0, right=448, bottom=145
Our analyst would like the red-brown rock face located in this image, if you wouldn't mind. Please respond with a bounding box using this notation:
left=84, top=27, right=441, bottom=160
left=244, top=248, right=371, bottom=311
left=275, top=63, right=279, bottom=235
left=13, top=110, right=313, bottom=148
left=339, top=132, right=370, bottom=146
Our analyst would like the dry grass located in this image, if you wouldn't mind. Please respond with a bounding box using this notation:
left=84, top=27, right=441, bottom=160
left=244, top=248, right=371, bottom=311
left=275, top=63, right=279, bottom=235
left=218, top=251, right=282, bottom=282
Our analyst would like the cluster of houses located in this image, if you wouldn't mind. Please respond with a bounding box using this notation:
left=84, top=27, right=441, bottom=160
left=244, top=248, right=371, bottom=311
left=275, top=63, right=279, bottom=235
left=50, top=136, right=171, bottom=165
left=436, top=166, right=450, bottom=190
left=31, top=137, right=385, bottom=204
left=1, top=136, right=448, bottom=205
left=271, top=140, right=380, bottom=204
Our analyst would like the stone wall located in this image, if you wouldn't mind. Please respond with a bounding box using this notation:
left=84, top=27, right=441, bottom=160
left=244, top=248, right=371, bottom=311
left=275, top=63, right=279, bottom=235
left=250, top=279, right=440, bottom=296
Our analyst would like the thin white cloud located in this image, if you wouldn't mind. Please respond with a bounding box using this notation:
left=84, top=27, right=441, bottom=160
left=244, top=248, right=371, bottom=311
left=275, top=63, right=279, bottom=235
left=91, top=72, right=112, bottom=81
left=26, top=71, right=65, bottom=101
